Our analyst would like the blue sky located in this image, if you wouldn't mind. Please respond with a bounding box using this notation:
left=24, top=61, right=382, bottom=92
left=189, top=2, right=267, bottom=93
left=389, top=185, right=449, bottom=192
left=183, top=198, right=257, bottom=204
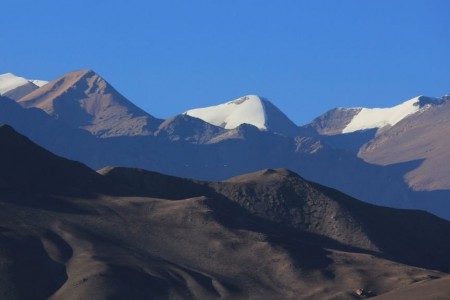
left=1, top=1, right=449, bottom=124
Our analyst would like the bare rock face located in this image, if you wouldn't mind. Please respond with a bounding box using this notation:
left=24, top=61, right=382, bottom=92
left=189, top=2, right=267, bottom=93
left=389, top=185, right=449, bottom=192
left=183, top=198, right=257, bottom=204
left=306, top=107, right=361, bottom=135
left=155, top=114, right=227, bottom=144
left=18, top=70, right=162, bottom=137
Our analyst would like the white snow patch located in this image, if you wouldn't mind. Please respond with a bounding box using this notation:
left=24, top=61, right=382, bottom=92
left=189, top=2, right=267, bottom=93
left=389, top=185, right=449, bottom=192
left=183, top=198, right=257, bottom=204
left=0, top=73, right=48, bottom=95
left=0, top=73, right=31, bottom=95
left=342, top=97, right=422, bottom=133
left=184, top=95, right=268, bottom=130
left=30, top=79, right=48, bottom=87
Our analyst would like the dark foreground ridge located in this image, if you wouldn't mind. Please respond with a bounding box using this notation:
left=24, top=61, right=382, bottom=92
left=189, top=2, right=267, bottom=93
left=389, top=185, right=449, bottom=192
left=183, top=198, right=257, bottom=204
left=1, top=125, right=450, bottom=299
left=0, top=124, right=106, bottom=195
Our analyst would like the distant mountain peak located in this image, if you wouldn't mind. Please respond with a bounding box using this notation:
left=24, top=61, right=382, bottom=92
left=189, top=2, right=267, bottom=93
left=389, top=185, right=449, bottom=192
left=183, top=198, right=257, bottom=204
left=17, top=69, right=162, bottom=137
left=308, top=95, right=443, bottom=135
left=0, top=73, right=29, bottom=94
left=0, top=72, right=48, bottom=100
left=184, top=95, right=299, bottom=136
left=185, top=95, right=267, bottom=130
left=341, top=96, right=439, bottom=133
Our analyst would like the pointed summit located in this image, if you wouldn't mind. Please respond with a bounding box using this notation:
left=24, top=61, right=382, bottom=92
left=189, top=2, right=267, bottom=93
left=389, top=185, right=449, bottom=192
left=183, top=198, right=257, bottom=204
left=184, top=95, right=299, bottom=136
left=18, top=70, right=162, bottom=137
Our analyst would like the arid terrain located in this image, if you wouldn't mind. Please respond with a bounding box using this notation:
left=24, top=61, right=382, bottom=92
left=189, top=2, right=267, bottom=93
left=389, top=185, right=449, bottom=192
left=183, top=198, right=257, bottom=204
left=1, top=124, right=450, bottom=299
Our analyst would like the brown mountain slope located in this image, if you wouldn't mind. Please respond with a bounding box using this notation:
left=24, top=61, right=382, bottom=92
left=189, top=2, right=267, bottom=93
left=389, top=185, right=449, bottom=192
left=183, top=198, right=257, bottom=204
left=17, top=70, right=162, bottom=137
left=359, top=98, right=450, bottom=190
left=155, top=114, right=227, bottom=144
left=1, top=126, right=450, bottom=299
left=371, top=275, right=450, bottom=300
left=102, top=166, right=450, bottom=272
left=212, top=168, right=450, bottom=271
left=306, top=107, right=362, bottom=135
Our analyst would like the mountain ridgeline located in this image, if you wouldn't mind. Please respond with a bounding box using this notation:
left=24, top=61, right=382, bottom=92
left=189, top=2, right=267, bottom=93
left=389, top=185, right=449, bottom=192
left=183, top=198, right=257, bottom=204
left=1, top=70, right=450, bottom=220
left=1, top=125, right=450, bottom=299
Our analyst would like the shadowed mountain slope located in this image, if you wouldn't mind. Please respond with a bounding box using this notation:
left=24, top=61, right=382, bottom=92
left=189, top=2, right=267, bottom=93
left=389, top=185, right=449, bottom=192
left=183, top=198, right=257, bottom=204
left=0, top=95, right=105, bottom=166
left=1, top=125, right=450, bottom=299
left=100, top=166, right=450, bottom=272
left=214, top=169, right=450, bottom=270
left=371, top=276, right=450, bottom=300
left=0, top=124, right=107, bottom=195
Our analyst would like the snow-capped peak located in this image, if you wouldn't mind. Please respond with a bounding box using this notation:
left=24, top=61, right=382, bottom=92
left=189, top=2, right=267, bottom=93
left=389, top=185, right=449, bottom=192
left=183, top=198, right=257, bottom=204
left=0, top=73, right=30, bottom=95
left=342, top=96, right=432, bottom=133
left=0, top=73, right=48, bottom=95
left=184, top=95, right=268, bottom=130
left=184, top=95, right=300, bottom=136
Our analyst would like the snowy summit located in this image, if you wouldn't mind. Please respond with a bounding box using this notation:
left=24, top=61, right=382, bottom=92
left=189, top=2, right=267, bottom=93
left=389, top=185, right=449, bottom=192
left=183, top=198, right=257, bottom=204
left=30, top=79, right=49, bottom=87
left=184, top=95, right=299, bottom=136
left=0, top=73, right=30, bottom=95
left=185, top=95, right=268, bottom=130
left=0, top=73, right=48, bottom=97
left=342, top=96, right=433, bottom=133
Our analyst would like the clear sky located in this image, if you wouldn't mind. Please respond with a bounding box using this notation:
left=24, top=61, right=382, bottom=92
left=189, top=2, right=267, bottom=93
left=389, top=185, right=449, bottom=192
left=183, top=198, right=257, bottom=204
left=1, top=0, right=449, bottom=125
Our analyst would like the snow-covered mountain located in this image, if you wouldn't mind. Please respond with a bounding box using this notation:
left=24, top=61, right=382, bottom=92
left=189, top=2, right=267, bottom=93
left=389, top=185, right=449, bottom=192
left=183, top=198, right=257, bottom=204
left=184, top=95, right=299, bottom=137
left=0, top=73, right=30, bottom=94
left=306, top=94, right=450, bottom=192
left=342, top=96, right=441, bottom=133
left=308, top=96, right=442, bottom=135
left=29, top=79, right=48, bottom=87
left=359, top=95, right=450, bottom=191
left=0, top=73, right=48, bottom=100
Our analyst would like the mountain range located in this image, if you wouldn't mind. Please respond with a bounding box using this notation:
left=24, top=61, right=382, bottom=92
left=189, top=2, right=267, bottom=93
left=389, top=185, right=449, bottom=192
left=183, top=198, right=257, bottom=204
left=1, top=124, right=450, bottom=299
left=1, top=70, right=450, bottom=220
